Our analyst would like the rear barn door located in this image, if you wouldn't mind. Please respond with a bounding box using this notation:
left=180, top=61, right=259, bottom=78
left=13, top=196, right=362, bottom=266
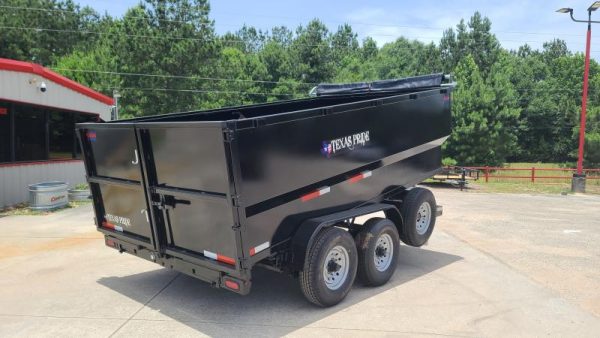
left=139, top=125, right=240, bottom=267
left=79, top=125, right=155, bottom=245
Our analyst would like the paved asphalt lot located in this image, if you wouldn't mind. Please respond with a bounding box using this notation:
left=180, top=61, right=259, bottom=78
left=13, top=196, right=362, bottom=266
left=1, top=186, right=599, bottom=337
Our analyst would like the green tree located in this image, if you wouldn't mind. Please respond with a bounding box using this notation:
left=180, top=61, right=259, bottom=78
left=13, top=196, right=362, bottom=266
left=0, top=0, right=101, bottom=65
left=289, top=19, right=333, bottom=84
left=440, top=12, right=500, bottom=75
left=444, top=54, right=520, bottom=165
left=106, top=0, right=218, bottom=116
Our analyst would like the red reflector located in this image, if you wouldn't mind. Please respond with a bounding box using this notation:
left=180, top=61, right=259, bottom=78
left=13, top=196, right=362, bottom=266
left=349, top=171, right=372, bottom=183
left=300, top=190, right=320, bottom=202
left=217, top=254, right=236, bottom=265
left=0, top=107, right=7, bottom=115
left=300, top=186, right=330, bottom=202
left=349, top=174, right=363, bottom=183
left=224, top=280, right=240, bottom=290
left=105, top=238, right=115, bottom=247
left=249, top=247, right=256, bottom=256
left=102, top=221, right=123, bottom=232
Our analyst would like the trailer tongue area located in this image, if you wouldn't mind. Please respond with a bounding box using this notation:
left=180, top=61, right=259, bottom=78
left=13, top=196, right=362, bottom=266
left=77, top=73, right=453, bottom=307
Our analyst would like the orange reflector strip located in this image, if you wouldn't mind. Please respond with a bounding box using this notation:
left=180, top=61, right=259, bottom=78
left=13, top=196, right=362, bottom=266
left=102, top=221, right=123, bottom=232
left=217, top=254, right=236, bottom=265
left=224, top=280, right=239, bottom=290
left=301, top=186, right=330, bottom=202
left=349, top=170, right=372, bottom=183
left=349, top=174, right=363, bottom=183
left=301, top=190, right=320, bottom=202
left=204, top=250, right=236, bottom=265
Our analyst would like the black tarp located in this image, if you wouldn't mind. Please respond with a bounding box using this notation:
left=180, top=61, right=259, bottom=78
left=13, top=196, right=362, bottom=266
left=316, top=73, right=445, bottom=96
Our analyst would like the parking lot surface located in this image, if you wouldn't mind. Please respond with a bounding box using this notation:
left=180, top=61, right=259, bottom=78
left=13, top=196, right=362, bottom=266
left=1, top=187, right=599, bottom=337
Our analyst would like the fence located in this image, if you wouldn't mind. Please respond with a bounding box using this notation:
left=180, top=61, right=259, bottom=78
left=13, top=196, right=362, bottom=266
left=460, top=166, right=600, bottom=183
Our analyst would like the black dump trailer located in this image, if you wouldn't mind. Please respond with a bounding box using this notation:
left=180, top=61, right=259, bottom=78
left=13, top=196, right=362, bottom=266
left=77, top=73, right=453, bottom=307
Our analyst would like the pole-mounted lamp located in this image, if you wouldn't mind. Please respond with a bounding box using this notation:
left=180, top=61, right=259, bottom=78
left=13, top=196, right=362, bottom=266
left=557, top=1, right=600, bottom=192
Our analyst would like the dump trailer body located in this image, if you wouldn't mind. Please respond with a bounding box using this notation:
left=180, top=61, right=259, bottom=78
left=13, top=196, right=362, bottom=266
left=77, top=74, right=452, bottom=295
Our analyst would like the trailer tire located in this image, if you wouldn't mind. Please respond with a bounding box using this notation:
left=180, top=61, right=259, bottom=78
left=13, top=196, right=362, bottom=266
left=355, top=218, right=400, bottom=286
left=400, top=187, right=436, bottom=247
left=299, top=227, right=357, bottom=307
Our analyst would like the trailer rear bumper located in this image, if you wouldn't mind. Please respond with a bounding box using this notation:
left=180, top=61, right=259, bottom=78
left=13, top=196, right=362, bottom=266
left=103, top=235, right=251, bottom=295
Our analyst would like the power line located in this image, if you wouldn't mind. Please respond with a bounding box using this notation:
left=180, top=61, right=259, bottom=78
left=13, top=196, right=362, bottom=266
left=2, top=25, right=598, bottom=54
left=96, top=84, right=595, bottom=96
left=0, top=4, right=214, bottom=27
left=212, top=10, right=588, bottom=38
left=50, top=67, right=318, bottom=86
left=0, top=6, right=592, bottom=45
left=49, top=67, right=600, bottom=93
left=101, top=86, right=303, bottom=97
left=2, top=4, right=585, bottom=38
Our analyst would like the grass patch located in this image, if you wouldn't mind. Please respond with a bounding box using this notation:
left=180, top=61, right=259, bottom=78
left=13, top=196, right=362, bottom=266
left=471, top=182, right=572, bottom=194
left=428, top=162, right=600, bottom=195
left=477, top=182, right=600, bottom=195
left=0, top=199, right=92, bottom=217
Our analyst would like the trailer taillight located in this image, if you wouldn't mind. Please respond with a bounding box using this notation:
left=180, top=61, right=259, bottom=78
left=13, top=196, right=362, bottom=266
left=224, top=279, right=240, bottom=291
left=105, top=238, right=116, bottom=248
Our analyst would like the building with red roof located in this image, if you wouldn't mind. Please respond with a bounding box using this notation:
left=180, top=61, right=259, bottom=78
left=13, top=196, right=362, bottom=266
left=0, top=58, right=114, bottom=208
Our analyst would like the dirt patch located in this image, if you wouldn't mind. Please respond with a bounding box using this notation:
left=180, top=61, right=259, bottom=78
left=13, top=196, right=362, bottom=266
left=0, top=232, right=102, bottom=260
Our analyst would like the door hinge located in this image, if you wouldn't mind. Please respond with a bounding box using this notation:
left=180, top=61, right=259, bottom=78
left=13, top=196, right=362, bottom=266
left=231, top=195, right=242, bottom=207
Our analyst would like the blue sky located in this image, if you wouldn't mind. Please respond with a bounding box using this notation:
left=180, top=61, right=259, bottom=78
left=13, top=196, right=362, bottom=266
left=77, top=0, right=599, bottom=57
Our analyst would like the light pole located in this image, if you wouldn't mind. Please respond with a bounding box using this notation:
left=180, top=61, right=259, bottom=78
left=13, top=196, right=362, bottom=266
left=557, top=2, right=600, bottom=192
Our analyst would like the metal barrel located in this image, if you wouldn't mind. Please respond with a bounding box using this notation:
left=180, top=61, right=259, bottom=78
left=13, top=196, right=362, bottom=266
left=28, top=181, right=69, bottom=210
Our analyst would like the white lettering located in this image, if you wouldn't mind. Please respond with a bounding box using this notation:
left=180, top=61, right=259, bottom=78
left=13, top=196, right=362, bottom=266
left=105, top=214, right=132, bottom=227
left=327, top=130, right=371, bottom=154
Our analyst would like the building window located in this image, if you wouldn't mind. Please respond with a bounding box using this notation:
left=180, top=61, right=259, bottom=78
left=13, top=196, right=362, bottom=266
left=0, top=100, right=99, bottom=163
left=0, top=103, right=10, bottom=163
left=49, top=111, right=74, bottom=159
left=14, top=105, right=47, bottom=161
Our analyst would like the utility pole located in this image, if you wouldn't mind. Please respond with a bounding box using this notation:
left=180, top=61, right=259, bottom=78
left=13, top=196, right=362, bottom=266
left=112, top=90, right=121, bottom=121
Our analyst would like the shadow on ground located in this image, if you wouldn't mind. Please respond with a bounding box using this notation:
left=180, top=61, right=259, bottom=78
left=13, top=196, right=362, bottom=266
left=98, top=245, right=461, bottom=336
left=420, top=181, right=475, bottom=191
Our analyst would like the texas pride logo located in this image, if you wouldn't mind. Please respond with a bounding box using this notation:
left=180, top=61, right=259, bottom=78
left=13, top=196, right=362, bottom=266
left=86, top=131, right=97, bottom=142
left=321, top=141, right=333, bottom=157
left=321, top=130, right=370, bottom=158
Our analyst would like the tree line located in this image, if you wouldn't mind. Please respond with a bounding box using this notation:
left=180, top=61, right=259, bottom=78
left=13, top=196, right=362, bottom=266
left=1, top=0, right=599, bottom=166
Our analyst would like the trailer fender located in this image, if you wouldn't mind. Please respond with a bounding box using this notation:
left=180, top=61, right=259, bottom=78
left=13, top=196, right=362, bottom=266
left=291, top=203, right=401, bottom=271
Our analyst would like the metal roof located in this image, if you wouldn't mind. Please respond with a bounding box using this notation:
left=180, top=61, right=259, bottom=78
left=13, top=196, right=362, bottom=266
left=0, top=58, right=114, bottom=105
